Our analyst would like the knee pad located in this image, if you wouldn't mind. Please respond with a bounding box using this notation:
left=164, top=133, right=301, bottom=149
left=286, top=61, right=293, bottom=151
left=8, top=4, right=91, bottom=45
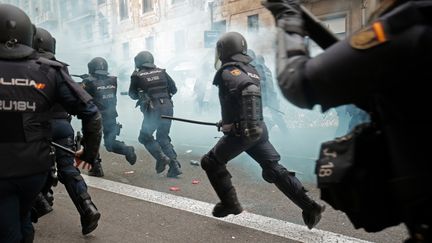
left=201, top=153, right=219, bottom=172
left=201, top=153, right=230, bottom=177
left=138, top=133, right=153, bottom=145
left=262, top=162, right=294, bottom=183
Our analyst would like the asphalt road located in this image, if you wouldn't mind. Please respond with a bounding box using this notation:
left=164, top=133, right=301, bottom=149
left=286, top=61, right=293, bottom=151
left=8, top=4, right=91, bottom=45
left=33, top=142, right=408, bottom=243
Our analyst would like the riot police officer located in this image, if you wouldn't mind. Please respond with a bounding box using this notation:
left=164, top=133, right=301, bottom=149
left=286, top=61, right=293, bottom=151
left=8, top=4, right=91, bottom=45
left=200, top=32, right=324, bottom=229
left=129, top=51, right=182, bottom=178
left=32, top=27, right=101, bottom=235
left=264, top=0, right=432, bottom=241
left=0, top=4, right=102, bottom=242
left=82, top=57, right=137, bottom=177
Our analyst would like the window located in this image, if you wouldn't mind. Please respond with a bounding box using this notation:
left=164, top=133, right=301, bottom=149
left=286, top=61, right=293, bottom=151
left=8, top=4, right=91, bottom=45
left=146, top=36, right=154, bottom=52
left=142, top=0, right=153, bottom=13
left=122, top=42, right=130, bottom=59
left=119, top=0, right=129, bottom=20
left=171, top=0, right=186, bottom=4
left=247, top=14, right=259, bottom=33
left=97, top=0, right=106, bottom=4
left=99, top=14, right=109, bottom=38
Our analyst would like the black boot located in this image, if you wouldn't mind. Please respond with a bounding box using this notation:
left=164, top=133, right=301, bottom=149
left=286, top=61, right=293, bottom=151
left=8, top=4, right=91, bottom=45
left=271, top=168, right=325, bottom=229
left=89, top=159, right=104, bottom=177
left=156, top=154, right=170, bottom=174
left=167, top=160, right=182, bottom=178
left=79, top=198, right=101, bottom=235
left=302, top=202, right=325, bottom=229
left=212, top=187, right=243, bottom=218
left=30, top=193, right=53, bottom=223
left=125, top=146, right=137, bottom=165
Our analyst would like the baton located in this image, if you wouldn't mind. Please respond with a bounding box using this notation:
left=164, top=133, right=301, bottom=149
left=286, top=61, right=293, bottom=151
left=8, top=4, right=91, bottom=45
left=300, top=5, right=339, bottom=49
left=161, top=115, right=217, bottom=127
left=51, top=142, right=76, bottom=155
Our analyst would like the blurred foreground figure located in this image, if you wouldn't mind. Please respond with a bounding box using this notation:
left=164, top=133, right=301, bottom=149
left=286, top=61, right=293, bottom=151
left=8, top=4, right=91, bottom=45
left=129, top=51, right=182, bottom=178
left=201, top=32, right=324, bottom=229
left=32, top=27, right=101, bottom=235
left=264, top=0, right=432, bottom=241
left=82, top=57, right=137, bottom=177
left=0, top=4, right=102, bottom=242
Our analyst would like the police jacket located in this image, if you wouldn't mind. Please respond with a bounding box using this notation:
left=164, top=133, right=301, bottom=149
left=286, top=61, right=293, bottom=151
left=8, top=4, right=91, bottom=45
left=213, top=61, right=263, bottom=125
left=129, top=67, right=177, bottom=107
left=0, top=55, right=101, bottom=178
left=82, top=74, right=118, bottom=117
left=277, top=0, right=432, bottom=202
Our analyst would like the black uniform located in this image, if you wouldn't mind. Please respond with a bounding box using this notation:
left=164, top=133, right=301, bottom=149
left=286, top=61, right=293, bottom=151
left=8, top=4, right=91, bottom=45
left=82, top=73, right=136, bottom=172
left=129, top=66, right=182, bottom=177
left=201, top=40, right=323, bottom=229
left=265, top=0, right=432, bottom=241
left=0, top=44, right=101, bottom=243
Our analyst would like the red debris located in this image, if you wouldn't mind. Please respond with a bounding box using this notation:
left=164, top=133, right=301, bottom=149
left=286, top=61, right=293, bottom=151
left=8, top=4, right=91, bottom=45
left=169, top=186, right=180, bottom=191
left=192, top=179, right=200, bottom=184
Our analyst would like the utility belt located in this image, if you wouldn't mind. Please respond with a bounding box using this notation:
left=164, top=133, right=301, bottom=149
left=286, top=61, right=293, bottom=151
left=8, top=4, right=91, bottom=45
left=221, top=120, right=263, bottom=139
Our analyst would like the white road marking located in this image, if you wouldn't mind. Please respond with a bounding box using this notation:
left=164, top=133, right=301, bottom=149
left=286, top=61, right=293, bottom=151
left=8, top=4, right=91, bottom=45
left=82, top=174, right=372, bottom=243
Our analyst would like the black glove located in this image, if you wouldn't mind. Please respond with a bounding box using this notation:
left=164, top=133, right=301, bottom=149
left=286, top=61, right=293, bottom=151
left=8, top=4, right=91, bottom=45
left=262, top=0, right=304, bottom=35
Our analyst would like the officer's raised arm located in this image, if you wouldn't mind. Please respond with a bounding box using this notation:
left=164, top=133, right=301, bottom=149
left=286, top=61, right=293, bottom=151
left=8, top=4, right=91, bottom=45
left=263, top=0, right=382, bottom=111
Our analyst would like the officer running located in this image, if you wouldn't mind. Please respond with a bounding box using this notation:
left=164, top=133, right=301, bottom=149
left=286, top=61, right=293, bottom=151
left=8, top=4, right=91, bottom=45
left=32, top=27, right=101, bottom=235
left=129, top=51, right=182, bottom=178
left=82, top=57, right=137, bottom=177
left=0, top=4, right=102, bottom=242
left=200, top=32, right=324, bottom=229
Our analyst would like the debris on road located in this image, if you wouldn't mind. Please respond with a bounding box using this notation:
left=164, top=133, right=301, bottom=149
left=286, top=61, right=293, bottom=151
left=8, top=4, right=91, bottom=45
left=192, top=179, right=200, bottom=184
left=124, top=170, right=135, bottom=174
left=169, top=186, right=180, bottom=191
left=190, top=160, right=200, bottom=166
left=185, top=149, right=192, bottom=154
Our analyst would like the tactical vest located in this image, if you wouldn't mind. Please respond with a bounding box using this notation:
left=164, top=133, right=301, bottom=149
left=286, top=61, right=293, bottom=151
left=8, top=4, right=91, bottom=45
left=84, top=75, right=117, bottom=116
left=50, top=103, right=70, bottom=120
left=135, top=68, right=170, bottom=100
left=0, top=58, right=58, bottom=178
left=214, top=62, right=262, bottom=124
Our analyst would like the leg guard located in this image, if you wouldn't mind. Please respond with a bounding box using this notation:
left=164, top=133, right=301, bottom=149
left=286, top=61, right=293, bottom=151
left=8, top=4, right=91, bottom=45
left=60, top=173, right=100, bottom=235
left=167, top=159, right=182, bottom=178
left=262, top=161, right=325, bottom=229
left=201, top=153, right=243, bottom=217
left=139, top=132, right=170, bottom=173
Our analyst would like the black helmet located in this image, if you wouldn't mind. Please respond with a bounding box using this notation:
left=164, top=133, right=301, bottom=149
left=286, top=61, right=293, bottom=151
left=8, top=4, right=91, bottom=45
left=33, top=27, right=56, bottom=56
left=134, top=51, right=155, bottom=68
left=0, top=4, right=35, bottom=59
left=216, top=32, right=252, bottom=64
left=88, top=57, right=109, bottom=75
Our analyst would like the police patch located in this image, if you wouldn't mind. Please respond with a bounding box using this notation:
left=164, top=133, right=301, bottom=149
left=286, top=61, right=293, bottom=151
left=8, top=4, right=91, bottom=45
left=230, top=69, right=241, bottom=76
left=350, top=21, right=387, bottom=50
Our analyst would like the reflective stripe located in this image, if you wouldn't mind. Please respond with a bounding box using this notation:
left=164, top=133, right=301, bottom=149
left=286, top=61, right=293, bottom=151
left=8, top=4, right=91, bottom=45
left=372, top=22, right=387, bottom=42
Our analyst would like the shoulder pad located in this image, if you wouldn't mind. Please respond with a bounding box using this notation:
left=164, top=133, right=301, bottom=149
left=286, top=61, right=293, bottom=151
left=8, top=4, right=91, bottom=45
left=36, top=57, right=64, bottom=68
left=55, top=59, right=70, bottom=66
left=350, top=22, right=388, bottom=50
